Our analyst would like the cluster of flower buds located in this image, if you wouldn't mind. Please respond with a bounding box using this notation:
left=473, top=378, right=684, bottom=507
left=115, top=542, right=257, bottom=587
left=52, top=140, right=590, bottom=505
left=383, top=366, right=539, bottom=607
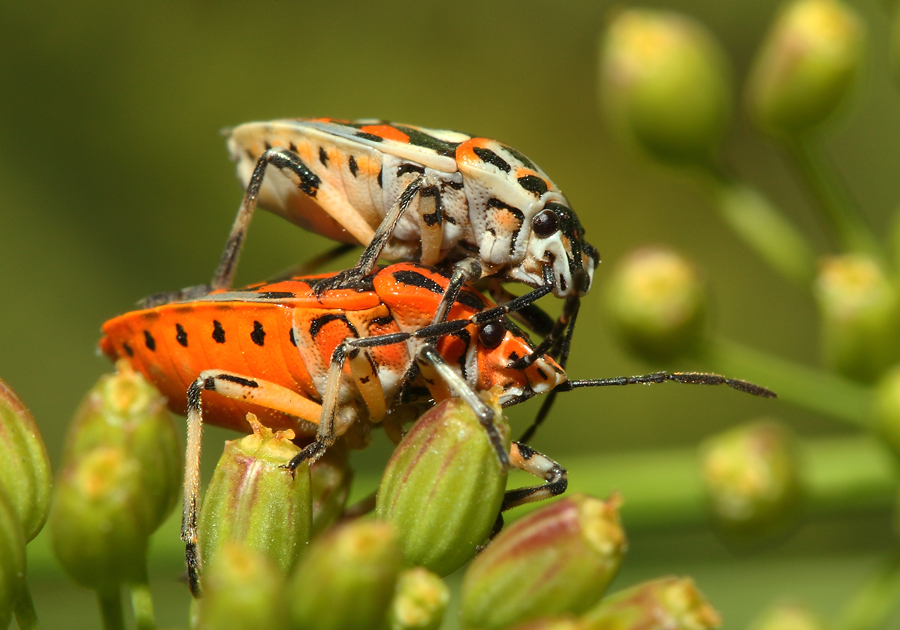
left=48, top=364, right=180, bottom=598
left=0, top=377, right=51, bottom=628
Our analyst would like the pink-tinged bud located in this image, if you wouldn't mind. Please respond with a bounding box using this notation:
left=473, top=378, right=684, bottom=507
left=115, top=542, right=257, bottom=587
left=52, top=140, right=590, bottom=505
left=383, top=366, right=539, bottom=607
left=746, top=0, right=864, bottom=134
left=605, top=247, right=707, bottom=362
left=376, top=397, right=509, bottom=576
left=0, top=377, right=51, bottom=542
left=460, top=494, right=626, bottom=630
left=198, top=416, right=311, bottom=576
left=581, top=576, right=721, bottom=630
left=700, top=421, right=803, bottom=538
left=386, top=567, right=449, bottom=630
left=287, top=520, right=402, bottom=630
left=194, top=541, right=287, bottom=630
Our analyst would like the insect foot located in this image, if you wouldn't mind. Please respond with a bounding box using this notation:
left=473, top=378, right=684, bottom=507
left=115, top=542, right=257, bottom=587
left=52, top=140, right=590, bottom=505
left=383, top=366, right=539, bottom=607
left=460, top=493, right=626, bottom=630
left=194, top=415, right=312, bottom=596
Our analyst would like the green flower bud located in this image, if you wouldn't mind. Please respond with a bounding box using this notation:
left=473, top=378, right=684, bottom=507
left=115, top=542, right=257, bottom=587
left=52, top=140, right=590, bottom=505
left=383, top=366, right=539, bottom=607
left=871, top=366, right=900, bottom=460
left=511, top=617, right=585, bottom=630
left=376, top=397, right=509, bottom=576
left=460, top=494, right=626, bottom=630
left=386, top=568, right=449, bottom=630
left=700, top=420, right=803, bottom=538
left=605, top=247, right=707, bottom=362
left=746, top=0, right=864, bottom=134
left=194, top=541, right=287, bottom=630
left=599, top=9, right=733, bottom=165
left=288, top=520, right=402, bottom=630
left=64, top=365, right=180, bottom=531
left=198, top=416, right=312, bottom=576
left=309, top=440, right=352, bottom=539
left=0, top=377, right=52, bottom=542
left=0, top=493, right=26, bottom=629
left=581, top=577, right=721, bottom=630
left=814, top=255, right=899, bottom=382
left=49, top=446, right=153, bottom=591
left=748, top=602, right=825, bottom=630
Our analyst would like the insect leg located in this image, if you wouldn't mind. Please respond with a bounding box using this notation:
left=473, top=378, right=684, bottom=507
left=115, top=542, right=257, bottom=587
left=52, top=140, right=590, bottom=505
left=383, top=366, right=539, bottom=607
left=212, top=148, right=374, bottom=291
left=489, top=281, right=556, bottom=337
left=416, top=344, right=510, bottom=468
left=313, top=176, right=425, bottom=293
left=501, top=441, right=568, bottom=511
left=182, top=370, right=324, bottom=597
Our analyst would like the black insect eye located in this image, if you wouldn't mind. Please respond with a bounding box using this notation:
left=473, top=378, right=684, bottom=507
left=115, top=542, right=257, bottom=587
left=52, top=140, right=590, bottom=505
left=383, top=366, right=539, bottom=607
left=532, top=209, right=559, bottom=238
left=478, top=321, right=505, bottom=349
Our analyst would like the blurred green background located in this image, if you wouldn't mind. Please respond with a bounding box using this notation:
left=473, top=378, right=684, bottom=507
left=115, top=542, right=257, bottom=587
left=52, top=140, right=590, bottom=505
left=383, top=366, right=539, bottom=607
left=1, top=0, right=897, bottom=627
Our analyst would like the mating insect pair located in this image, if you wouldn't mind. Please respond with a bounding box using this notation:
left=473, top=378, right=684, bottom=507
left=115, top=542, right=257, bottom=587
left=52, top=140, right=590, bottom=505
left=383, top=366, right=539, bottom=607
left=101, top=118, right=774, bottom=594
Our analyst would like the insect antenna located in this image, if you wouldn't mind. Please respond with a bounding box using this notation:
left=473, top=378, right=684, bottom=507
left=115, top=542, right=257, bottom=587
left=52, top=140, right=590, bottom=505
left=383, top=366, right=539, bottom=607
left=517, top=371, right=776, bottom=444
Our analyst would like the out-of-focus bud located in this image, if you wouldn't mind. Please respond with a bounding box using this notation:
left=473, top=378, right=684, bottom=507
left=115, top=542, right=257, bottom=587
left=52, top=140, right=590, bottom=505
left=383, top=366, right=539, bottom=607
left=64, top=365, right=180, bottom=531
left=287, top=520, right=402, bottom=630
left=49, top=446, right=152, bottom=591
left=581, top=577, right=721, bottom=630
left=460, top=494, right=626, bottom=630
left=386, top=567, right=449, bottom=630
left=599, top=9, right=733, bottom=165
left=748, top=602, right=826, bottom=630
left=198, top=415, right=311, bottom=576
left=309, top=440, right=352, bottom=538
left=605, top=247, right=707, bottom=362
left=871, top=366, right=900, bottom=460
left=814, top=255, right=899, bottom=383
left=746, top=0, right=864, bottom=135
left=0, top=493, right=26, bottom=629
left=700, top=420, right=802, bottom=538
left=510, top=617, right=585, bottom=630
left=0, top=377, right=52, bottom=542
left=194, top=541, right=287, bottom=630
left=376, top=397, right=509, bottom=576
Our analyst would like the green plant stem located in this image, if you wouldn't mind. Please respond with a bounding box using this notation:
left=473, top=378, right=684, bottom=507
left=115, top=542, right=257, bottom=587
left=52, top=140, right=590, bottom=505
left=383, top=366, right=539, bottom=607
left=699, top=337, right=873, bottom=429
left=787, top=136, right=883, bottom=259
left=13, top=582, right=39, bottom=630
left=837, top=553, right=900, bottom=630
left=700, top=166, right=817, bottom=287
left=96, top=588, right=125, bottom=630
left=509, top=434, right=896, bottom=530
left=129, top=576, right=156, bottom=630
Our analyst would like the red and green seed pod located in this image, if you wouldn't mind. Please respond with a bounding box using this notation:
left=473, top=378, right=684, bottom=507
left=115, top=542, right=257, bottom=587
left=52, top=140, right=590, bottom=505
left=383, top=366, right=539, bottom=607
left=198, top=416, right=312, bottom=576
left=49, top=446, right=153, bottom=591
left=0, top=377, right=52, bottom=542
left=599, top=9, right=732, bottom=166
left=581, top=577, right=721, bottom=630
left=0, top=492, right=26, bottom=629
left=746, top=0, right=864, bottom=135
left=375, top=397, right=510, bottom=576
left=309, top=439, right=352, bottom=539
left=287, top=520, right=402, bottom=630
left=700, top=420, right=803, bottom=538
left=386, top=567, right=449, bottom=630
left=194, top=541, right=288, bottom=630
left=814, top=255, right=899, bottom=383
left=460, top=493, right=626, bottom=630
left=604, top=247, right=707, bottom=362
left=748, top=602, right=825, bottom=630
left=64, top=364, right=180, bottom=531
